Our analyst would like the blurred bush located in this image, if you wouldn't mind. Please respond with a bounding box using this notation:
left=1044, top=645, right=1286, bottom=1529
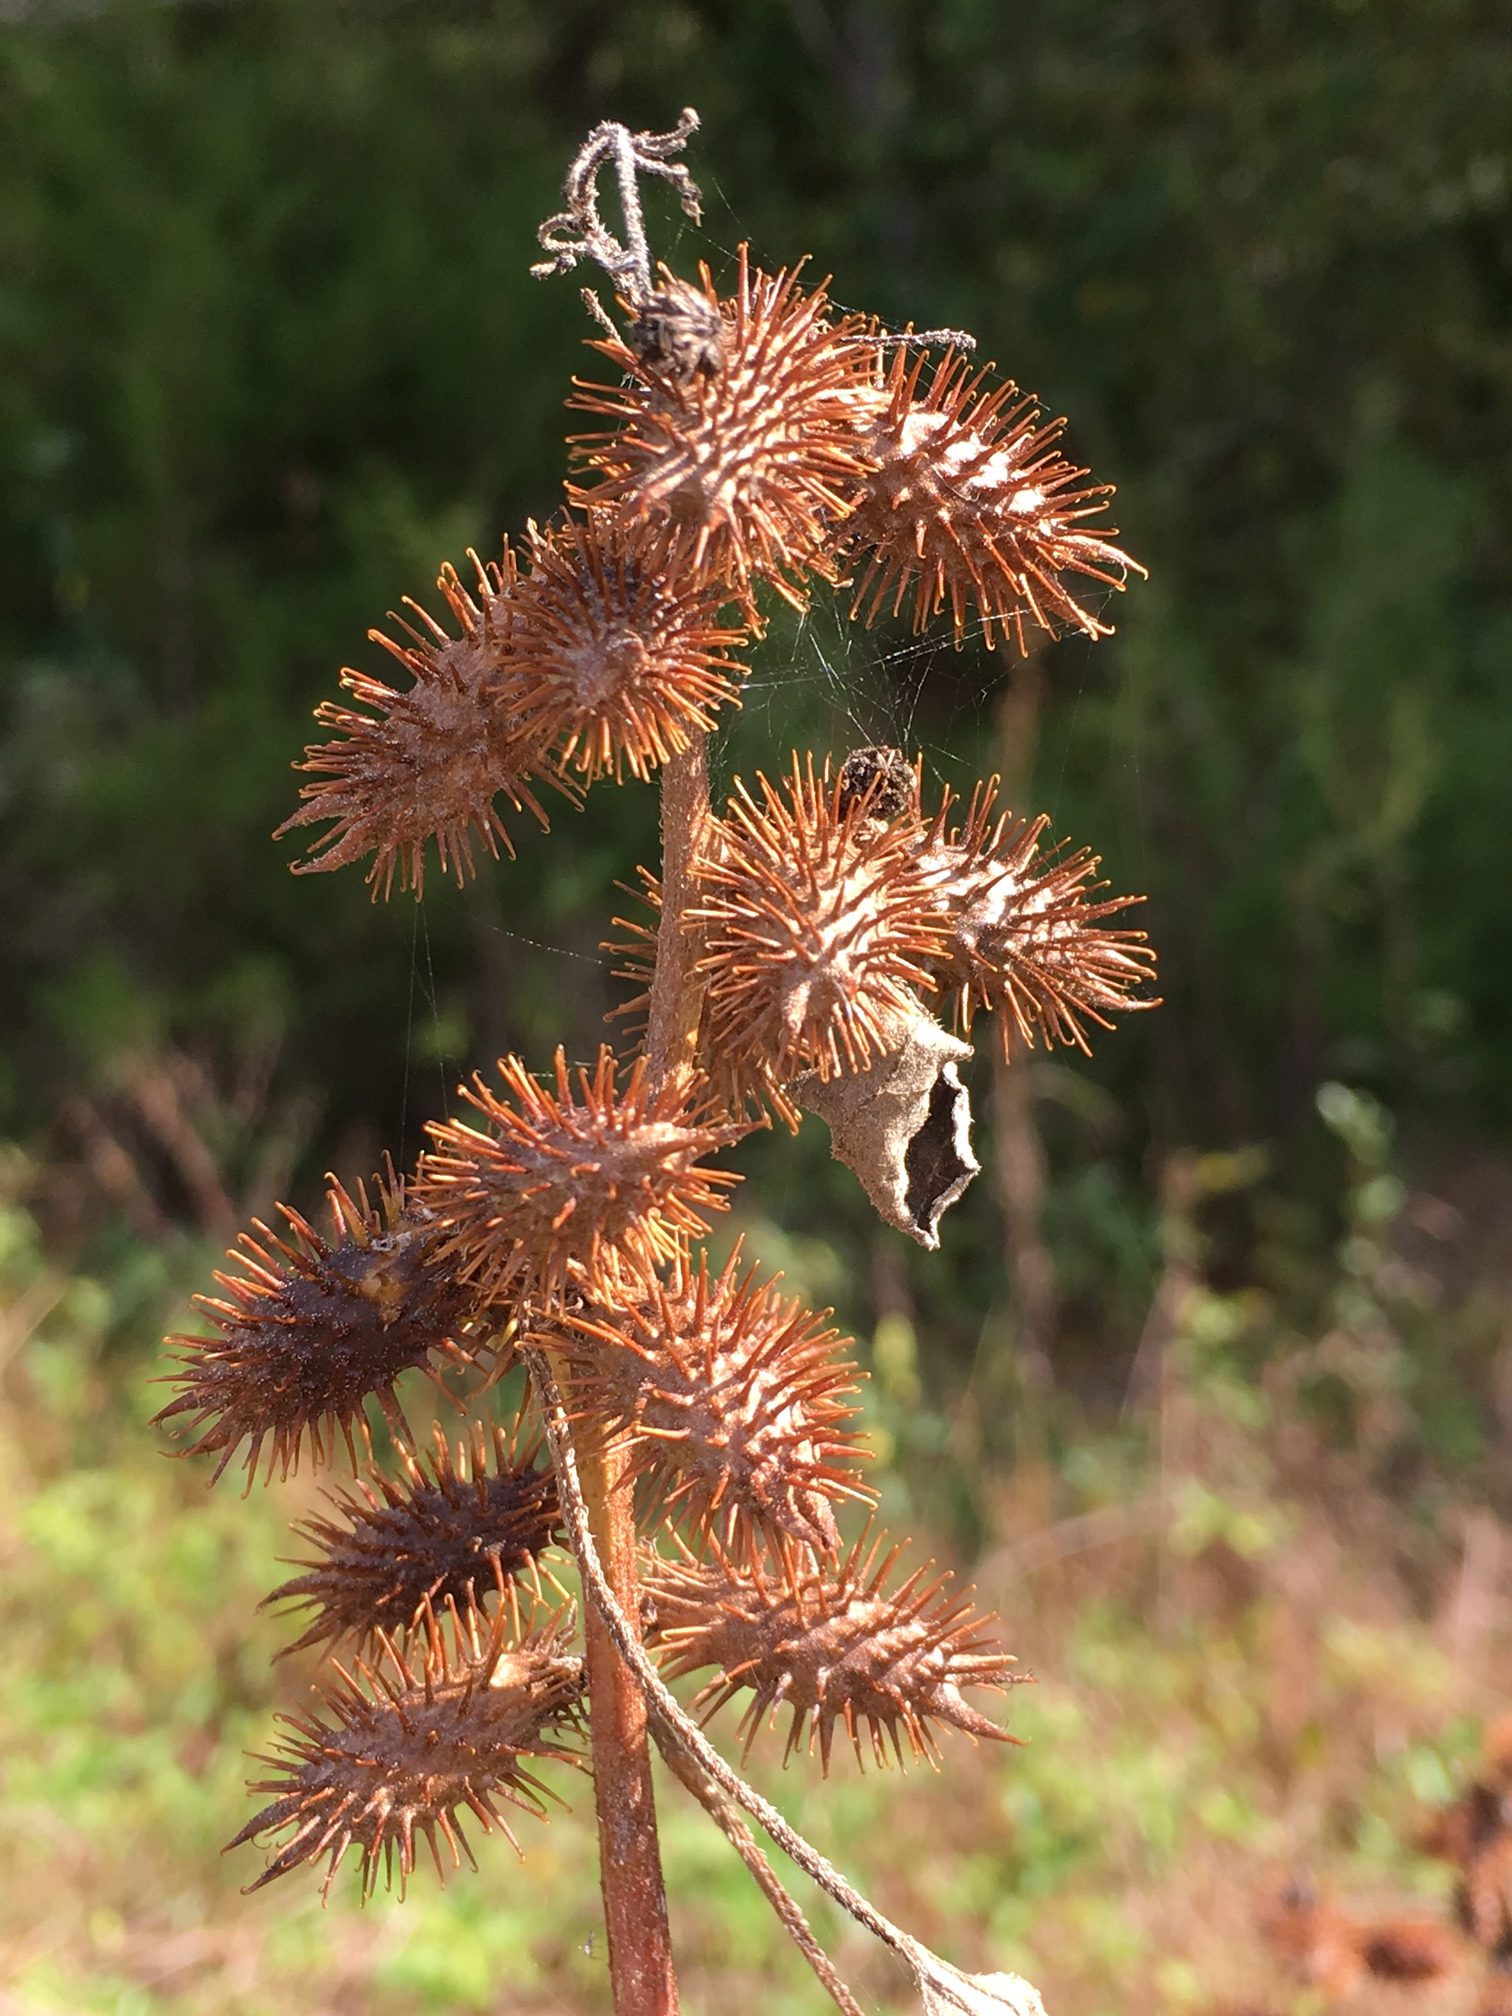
left=1, top=0, right=1508, bottom=1461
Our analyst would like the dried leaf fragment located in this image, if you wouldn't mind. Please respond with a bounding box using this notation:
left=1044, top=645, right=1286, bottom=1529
left=797, top=1011, right=979, bottom=1248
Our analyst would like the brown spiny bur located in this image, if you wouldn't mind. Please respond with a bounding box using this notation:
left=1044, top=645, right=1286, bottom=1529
left=644, top=1526, right=1024, bottom=1771
left=1257, top=1878, right=1365, bottom=1994
left=504, top=512, right=750, bottom=783
left=1447, top=1806, right=1512, bottom=1960
left=276, top=546, right=568, bottom=898
left=845, top=347, right=1143, bottom=651
left=688, top=754, right=950, bottom=1124
left=920, top=778, right=1157, bottom=1057
left=1356, top=1916, right=1462, bottom=1983
left=230, top=1602, right=584, bottom=1899
left=563, top=1244, right=873, bottom=1554
left=569, top=247, right=883, bottom=610
left=265, top=1416, right=564, bottom=1656
left=155, top=1161, right=477, bottom=1486
left=416, top=1046, right=749, bottom=1306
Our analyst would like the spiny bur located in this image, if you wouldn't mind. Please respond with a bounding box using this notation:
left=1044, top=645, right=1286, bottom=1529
left=560, top=1243, right=874, bottom=1554
left=265, top=1415, right=564, bottom=1656
left=644, top=1526, right=1025, bottom=1771
left=570, top=248, right=883, bottom=611
left=845, top=346, right=1145, bottom=651
left=230, top=1601, right=584, bottom=1900
left=155, top=1160, right=479, bottom=1485
left=415, top=1045, right=750, bottom=1306
left=276, top=545, right=567, bottom=899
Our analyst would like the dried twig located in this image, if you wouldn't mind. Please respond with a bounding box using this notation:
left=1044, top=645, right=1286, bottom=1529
left=532, top=108, right=703, bottom=304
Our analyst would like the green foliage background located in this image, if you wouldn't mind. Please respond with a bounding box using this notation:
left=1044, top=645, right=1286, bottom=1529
left=2, top=2, right=1510, bottom=2011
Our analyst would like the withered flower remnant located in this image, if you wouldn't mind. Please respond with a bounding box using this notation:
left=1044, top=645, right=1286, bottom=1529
left=231, top=1603, right=584, bottom=1899
left=645, top=1528, right=1024, bottom=1771
left=416, top=1045, right=750, bottom=1305
left=846, top=347, right=1144, bottom=651
left=563, top=1244, right=874, bottom=1554
left=266, top=1416, right=564, bottom=1656
left=569, top=248, right=884, bottom=610
left=155, top=1162, right=478, bottom=1487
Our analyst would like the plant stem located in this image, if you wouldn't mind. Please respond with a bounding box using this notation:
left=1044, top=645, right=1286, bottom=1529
left=644, top=734, right=710, bottom=1100
left=579, top=732, right=709, bottom=2015
left=581, top=1435, right=678, bottom=2015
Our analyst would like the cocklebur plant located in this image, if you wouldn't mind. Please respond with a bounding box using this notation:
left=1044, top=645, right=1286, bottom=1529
left=157, top=111, right=1156, bottom=2016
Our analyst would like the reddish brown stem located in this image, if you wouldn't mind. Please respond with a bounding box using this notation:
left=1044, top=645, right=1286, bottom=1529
left=644, top=733, right=710, bottom=1101
left=581, top=733, right=710, bottom=2014
left=582, top=1434, right=679, bottom=2014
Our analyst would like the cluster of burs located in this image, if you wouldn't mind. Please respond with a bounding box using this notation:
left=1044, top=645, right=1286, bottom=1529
left=158, top=112, right=1154, bottom=1912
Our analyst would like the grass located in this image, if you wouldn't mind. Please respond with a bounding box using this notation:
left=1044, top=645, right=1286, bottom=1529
left=1, top=1153, right=1504, bottom=2016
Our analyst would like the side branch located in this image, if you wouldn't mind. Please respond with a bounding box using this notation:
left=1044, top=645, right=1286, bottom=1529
left=656, top=1735, right=866, bottom=2016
